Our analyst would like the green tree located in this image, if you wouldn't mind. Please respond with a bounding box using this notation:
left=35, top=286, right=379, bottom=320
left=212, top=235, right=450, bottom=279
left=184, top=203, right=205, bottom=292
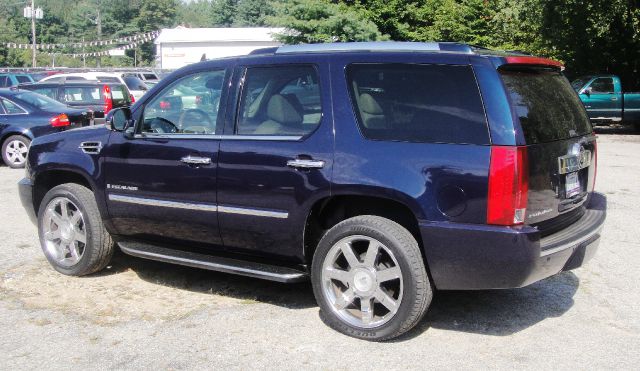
left=235, top=0, right=274, bottom=27
left=210, top=0, right=237, bottom=27
left=267, top=0, right=384, bottom=43
left=177, top=0, right=215, bottom=27
left=136, top=0, right=178, bottom=65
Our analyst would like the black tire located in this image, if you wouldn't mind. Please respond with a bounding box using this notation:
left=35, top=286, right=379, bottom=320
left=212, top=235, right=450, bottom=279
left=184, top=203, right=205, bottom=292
left=37, top=183, right=114, bottom=276
left=2, top=135, right=30, bottom=169
left=311, top=215, right=432, bottom=341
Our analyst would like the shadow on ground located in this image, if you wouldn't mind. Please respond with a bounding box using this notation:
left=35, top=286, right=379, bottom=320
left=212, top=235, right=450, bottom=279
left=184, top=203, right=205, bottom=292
left=594, top=125, right=639, bottom=135
left=104, top=249, right=579, bottom=339
left=98, top=250, right=317, bottom=310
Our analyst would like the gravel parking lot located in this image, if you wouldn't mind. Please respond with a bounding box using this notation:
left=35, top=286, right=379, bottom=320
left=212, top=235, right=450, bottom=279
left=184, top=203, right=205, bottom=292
left=0, top=129, right=639, bottom=370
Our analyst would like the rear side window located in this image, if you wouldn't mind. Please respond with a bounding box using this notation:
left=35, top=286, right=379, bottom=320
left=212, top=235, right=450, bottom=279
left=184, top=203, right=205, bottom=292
left=16, top=75, right=32, bottom=83
left=62, top=86, right=101, bottom=103
left=31, top=87, right=58, bottom=100
left=347, top=64, right=488, bottom=144
left=236, top=65, right=322, bottom=136
left=0, top=76, right=8, bottom=87
left=589, top=77, right=614, bottom=94
left=1, top=99, right=27, bottom=114
left=500, top=69, right=592, bottom=144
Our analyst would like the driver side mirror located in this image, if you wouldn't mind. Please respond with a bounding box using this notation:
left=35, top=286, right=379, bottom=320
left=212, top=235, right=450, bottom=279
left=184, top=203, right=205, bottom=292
left=581, top=87, right=592, bottom=96
left=105, top=107, right=133, bottom=132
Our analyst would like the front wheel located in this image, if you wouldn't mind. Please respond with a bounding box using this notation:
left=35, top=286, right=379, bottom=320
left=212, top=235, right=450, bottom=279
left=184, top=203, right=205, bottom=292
left=2, top=135, right=30, bottom=168
left=311, top=215, right=432, bottom=341
left=37, top=183, right=115, bottom=276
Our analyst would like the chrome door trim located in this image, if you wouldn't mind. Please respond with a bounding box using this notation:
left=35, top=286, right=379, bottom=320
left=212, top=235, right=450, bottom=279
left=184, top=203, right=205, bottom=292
left=133, top=133, right=303, bottom=141
left=108, top=194, right=218, bottom=212
left=108, top=194, right=288, bottom=218
left=218, top=205, right=289, bottom=219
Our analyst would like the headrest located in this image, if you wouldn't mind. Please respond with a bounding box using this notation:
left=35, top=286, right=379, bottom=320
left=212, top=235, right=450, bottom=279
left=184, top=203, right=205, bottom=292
left=267, top=94, right=302, bottom=125
left=359, top=93, right=383, bottom=115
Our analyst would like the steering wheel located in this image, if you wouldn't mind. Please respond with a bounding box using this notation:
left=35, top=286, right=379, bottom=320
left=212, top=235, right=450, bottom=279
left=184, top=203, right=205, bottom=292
left=149, top=117, right=178, bottom=134
left=178, top=109, right=214, bottom=134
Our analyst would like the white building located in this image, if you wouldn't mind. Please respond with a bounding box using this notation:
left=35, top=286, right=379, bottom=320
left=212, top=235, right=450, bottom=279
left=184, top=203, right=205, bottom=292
left=154, top=26, right=284, bottom=69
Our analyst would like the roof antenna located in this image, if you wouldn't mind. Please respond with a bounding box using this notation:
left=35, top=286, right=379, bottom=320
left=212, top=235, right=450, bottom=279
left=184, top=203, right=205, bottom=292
left=200, top=53, right=207, bottom=61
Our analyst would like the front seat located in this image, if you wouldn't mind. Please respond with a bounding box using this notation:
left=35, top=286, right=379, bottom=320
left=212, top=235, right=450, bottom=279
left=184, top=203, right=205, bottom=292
left=254, top=94, right=304, bottom=135
left=359, top=93, right=387, bottom=129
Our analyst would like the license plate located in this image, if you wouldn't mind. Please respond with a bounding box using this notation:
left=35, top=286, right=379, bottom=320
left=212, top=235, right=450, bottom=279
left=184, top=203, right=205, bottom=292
left=566, top=171, right=581, bottom=197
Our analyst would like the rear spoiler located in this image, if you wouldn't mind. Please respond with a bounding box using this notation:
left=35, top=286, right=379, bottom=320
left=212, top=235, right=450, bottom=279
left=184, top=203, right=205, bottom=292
left=500, top=56, right=564, bottom=71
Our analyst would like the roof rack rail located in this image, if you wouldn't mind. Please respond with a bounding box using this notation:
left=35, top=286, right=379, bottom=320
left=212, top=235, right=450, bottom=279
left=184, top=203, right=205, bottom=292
left=275, top=41, right=474, bottom=54
left=249, top=47, right=279, bottom=55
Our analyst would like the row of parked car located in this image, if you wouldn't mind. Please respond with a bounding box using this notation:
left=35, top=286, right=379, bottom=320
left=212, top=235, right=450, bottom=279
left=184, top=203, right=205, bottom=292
left=0, top=70, right=162, bottom=168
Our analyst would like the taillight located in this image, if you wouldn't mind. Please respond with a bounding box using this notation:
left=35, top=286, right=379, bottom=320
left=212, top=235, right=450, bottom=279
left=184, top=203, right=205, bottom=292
left=50, top=113, right=70, bottom=127
left=103, top=85, right=113, bottom=114
left=159, top=100, right=171, bottom=110
left=130, top=94, right=135, bottom=103
left=487, top=146, right=529, bottom=226
left=592, top=141, right=598, bottom=192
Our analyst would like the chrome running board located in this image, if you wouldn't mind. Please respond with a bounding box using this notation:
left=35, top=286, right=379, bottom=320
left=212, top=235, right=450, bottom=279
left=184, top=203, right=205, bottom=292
left=118, top=241, right=308, bottom=283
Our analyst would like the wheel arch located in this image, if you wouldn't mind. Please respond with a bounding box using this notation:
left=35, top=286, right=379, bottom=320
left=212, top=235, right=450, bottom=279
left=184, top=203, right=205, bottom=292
left=303, top=192, right=427, bottom=267
left=1, top=128, right=35, bottom=144
left=32, top=168, right=96, bottom=217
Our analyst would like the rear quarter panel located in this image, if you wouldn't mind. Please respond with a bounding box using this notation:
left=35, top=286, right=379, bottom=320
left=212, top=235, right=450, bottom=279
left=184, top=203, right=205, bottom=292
left=329, top=53, right=494, bottom=224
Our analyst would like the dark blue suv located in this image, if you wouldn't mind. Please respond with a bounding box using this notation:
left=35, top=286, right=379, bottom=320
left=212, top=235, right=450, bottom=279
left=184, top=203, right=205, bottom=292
left=18, top=42, right=606, bottom=340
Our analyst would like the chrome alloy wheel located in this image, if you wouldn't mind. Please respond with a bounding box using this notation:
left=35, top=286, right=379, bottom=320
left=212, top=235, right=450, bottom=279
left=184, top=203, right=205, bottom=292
left=5, top=139, right=28, bottom=166
left=321, top=235, right=403, bottom=328
left=41, top=197, right=87, bottom=267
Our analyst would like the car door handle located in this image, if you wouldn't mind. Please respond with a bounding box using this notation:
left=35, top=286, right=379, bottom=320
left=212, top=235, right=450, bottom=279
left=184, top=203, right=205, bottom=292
left=611, top=97, right=618, bottom=101
left=180, top=155, right=211, bottom=165
left=287, top=159, right=325, bottom=169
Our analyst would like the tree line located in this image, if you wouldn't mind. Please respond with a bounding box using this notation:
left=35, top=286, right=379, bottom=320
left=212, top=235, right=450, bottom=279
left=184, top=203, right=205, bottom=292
left=1, top=0, right=638, bottom=87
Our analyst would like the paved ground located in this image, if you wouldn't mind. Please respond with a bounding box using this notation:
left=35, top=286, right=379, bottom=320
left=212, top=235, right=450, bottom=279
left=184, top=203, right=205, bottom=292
left=0, top=129, right=639, bottom=370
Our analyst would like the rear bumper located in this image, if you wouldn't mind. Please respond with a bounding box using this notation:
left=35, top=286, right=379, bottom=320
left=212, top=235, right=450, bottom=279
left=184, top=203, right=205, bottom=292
left=420, top=193, right=606, bottom=290
left=18, top=177, right=37, bottom=225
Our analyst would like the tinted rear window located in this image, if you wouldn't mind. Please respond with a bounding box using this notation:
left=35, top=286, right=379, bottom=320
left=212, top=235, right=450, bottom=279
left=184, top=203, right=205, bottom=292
left=123, top=76, right=148, bottom=91
left=347, top=64, right=489, bottom=144
left=500, top=69, right=592, bottom=144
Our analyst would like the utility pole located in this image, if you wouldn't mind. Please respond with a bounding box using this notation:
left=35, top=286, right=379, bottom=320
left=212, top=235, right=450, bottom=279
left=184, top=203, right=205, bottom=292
left=24, top=1, right=42, bottom=67
left=30, top=0, right=36, bottom=67
left=96, top=8, right=102, bottom=67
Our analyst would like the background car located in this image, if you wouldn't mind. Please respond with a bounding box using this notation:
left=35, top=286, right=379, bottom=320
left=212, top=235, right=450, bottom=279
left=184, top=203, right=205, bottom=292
left=131, top=71, right=160, bottom=85
left=39, top=72, right=147, bottom=101
left=19, top=81, right=133, bottom=124
left=0, top=88, right=91, bottom=168
left=0, top=73, right=34, bottom=87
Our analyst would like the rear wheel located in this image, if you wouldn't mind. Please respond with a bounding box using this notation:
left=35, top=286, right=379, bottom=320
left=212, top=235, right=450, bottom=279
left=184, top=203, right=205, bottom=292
left=311, top=215, right=432, bottom=341
left=2, top=135, right=30, bottom=169
left=37, top=183, right=114, bottom=276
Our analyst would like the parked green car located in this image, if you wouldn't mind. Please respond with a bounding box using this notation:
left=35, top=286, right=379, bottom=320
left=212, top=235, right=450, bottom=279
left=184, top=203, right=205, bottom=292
left=573, top=75, right=640, bottom=130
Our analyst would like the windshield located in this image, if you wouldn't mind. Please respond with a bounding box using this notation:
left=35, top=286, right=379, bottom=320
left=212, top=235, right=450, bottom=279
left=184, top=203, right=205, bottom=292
left=571, top=76, right=592, bottom=91
left=501, top=69, right=592, bottom=144
left=12, top=91, right=69, bottom=111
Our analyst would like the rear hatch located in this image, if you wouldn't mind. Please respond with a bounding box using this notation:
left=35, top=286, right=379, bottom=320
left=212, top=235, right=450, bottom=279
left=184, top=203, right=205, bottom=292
left=499, top=65, right=596, bottom=235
